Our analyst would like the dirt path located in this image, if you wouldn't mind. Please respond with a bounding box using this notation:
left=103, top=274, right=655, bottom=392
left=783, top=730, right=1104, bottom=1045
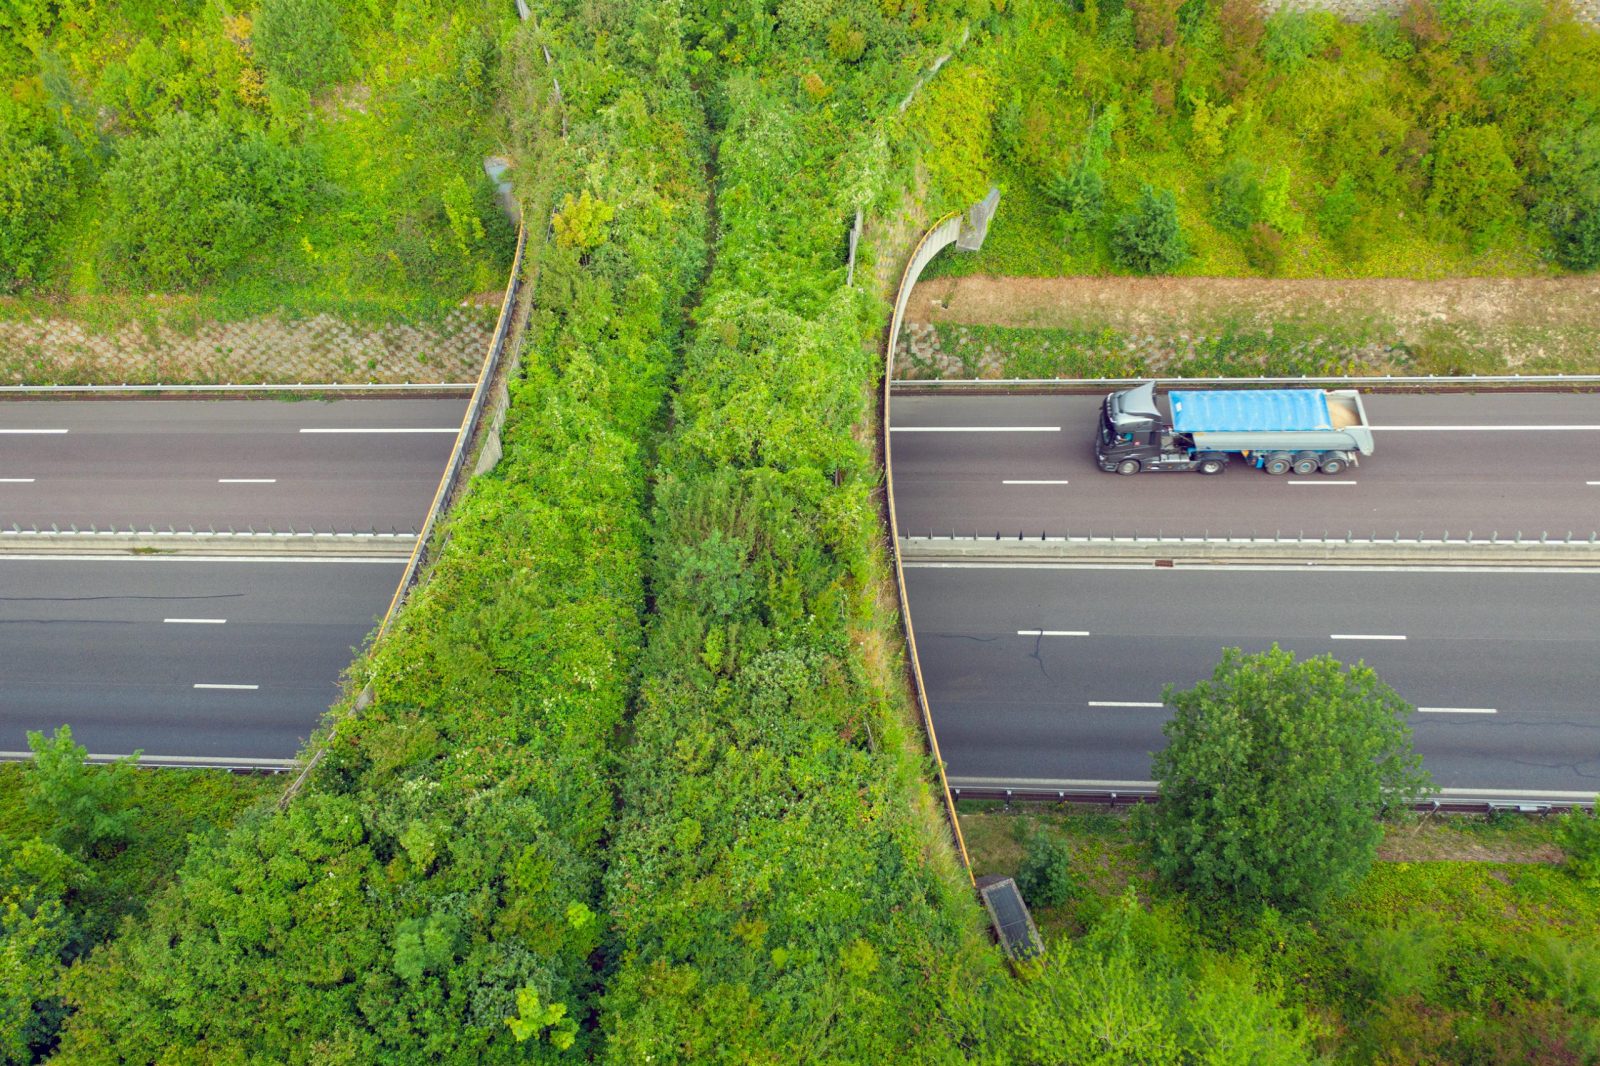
left=908, top=275, right=1600, bottom=334
left=904, top=275, right=1600, bottom=374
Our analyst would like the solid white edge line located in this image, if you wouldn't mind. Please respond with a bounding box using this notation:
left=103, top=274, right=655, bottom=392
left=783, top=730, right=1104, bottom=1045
left=194, top=683, right=258, bottom=690
left=164, top=618, right=227, bottom=624
left=1002, top=479, right=1070, bottom=485
left=1286, top=480, right=1356, bottom=485
left=217, top=478, right=277, bottom=483
left=1087, top=701, right=1165, bottom=708
left=1417, top=707, right=1498, bottom=714
left=890, top=426, right=1061, bottom=432
left=298, top=427, right=460, bottom=434
left=1017, top=629, right=1091, bottom=636
left=0, top=478, right=36, bottom=482
left=0, top=750, right=299, bottom=768
left=1589, top=481, right=1600, bottom=486
left=0, top=429, right=68, bottom=434
left=1373, top=425, right=1600, bottom=431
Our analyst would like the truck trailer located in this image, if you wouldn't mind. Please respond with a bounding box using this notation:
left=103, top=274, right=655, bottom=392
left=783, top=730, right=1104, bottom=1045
left=1095, top=382, right=1373, bottom=476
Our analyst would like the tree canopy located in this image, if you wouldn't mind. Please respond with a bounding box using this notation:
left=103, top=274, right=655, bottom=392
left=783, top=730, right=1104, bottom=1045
left=1137, top=645, right=1433, bottom=913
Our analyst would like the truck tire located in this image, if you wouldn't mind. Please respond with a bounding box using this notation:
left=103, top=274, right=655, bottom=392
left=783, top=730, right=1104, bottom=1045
left=1292, top=452, right=1320, bottom=476
left=1116, top=459, right=1141, bottom=476
left=1263, top=453, right=1293, bottom=476
left=1198, top=458, right=1225, bottom=475
left=1319, top=455, right=1346, bottom=475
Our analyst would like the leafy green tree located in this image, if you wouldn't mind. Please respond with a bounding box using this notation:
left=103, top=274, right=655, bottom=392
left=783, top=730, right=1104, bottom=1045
left=25, top=727, right=137, bottom=857
left=99, top=111, right=312, bottom=287
left=0, top=839, right=83, bottom=1065
left=254, top=0, right=353, bottom=93
left=1112, top=184, right=1189, bottom=274
left=1136, top=645, right=1433, bottom=913
left=1016, top=830, right=1078, bottom=908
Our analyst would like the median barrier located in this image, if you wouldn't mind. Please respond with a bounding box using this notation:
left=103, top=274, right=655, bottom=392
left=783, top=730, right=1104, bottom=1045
left=900, top=531, right=1600, bottom=567
left=892, top=373, right=1600, bottom=394
left=0, top=527, right=415, bottom=558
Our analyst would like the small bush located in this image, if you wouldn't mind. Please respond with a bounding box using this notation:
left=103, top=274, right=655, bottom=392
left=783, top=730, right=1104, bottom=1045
left=1211, top=159, right=1262, bottom=231
left=1551, top=201, right=1600, bottom=271
left=1263, top=11, right=1333, bottom=71
left=1016, top=830, right=1078, bottom=908
left=1112, top=184, right=1188, bottom=274
left=1556, top=803, right=1600, bottom=887
left=1244, top=221, right=1284, bottom=273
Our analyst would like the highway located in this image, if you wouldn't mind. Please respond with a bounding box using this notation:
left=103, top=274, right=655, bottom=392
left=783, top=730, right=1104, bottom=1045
left=0, top=557, right=402, bottom=761
left=890, top=392, right=1600, bottom=540
left=0, top=398, right=466, bottom=532
left=906, top=564, right=1600, bottom=798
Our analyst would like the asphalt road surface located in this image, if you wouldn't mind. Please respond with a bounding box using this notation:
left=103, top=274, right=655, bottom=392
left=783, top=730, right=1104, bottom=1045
left=890, top=392, right=1600, bottom=540
left=0, top=557, right=403, bottom=761
left=0, top=398, right=465, bottom=532
left=906, top=563, right=1600, bottom=798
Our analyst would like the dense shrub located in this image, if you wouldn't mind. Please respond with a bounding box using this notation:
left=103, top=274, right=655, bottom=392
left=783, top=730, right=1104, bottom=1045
left=1428, top=123, right=1522, bottom=246
left=1112, top=184, right=1189, bottom=273
left=1557, top=803, right=1600, bottom=887
left=57, top=15, right=711, bottom=1060
left=0, top=127, right=68, bottom=291
left=254, top=0, right=354, bottom=92
left=100, top=111, right=313, bottom=287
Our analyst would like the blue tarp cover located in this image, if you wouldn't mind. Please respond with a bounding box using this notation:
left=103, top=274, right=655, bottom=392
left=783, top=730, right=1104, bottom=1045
left=1169, top=389, right=1331, bottom=433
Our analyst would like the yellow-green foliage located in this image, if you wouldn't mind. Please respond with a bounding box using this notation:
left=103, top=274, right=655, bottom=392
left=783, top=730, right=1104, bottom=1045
left=906, top=0, right=1600, bottom=278
left=0, top=0, right=518, bottom=305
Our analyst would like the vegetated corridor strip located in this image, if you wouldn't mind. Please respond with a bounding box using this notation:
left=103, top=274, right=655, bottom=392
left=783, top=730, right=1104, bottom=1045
left=0, top=557, right=402, bottom=760
left=0, top=397, right=465, bottom=531
left=889, top=392, right=1600, bottom=539
left=903, top=563, right=1600, bottom=796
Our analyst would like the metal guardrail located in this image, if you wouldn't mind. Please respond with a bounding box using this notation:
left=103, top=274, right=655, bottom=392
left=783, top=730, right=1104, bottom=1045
left=0, top=382, right=477, bottom=394
left=2, top=522, right=417, bottom=537
left=949, top=783, right=1595, bottom=813
left=901, top=530, right=1600, bottom=547
left=377, top=219, right=527, bottom=640
left=893, top=372, right=1600, bottom=391
left=276, top=219, right=528, bottom=807
left=883, top=211, right=975, bottom=878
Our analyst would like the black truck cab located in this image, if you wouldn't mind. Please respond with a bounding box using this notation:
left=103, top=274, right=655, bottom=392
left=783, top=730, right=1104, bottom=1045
left=1096, top=383, right=1208, bottom=473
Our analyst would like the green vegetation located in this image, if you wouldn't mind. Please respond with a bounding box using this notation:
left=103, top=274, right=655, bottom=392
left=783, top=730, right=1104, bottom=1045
left=904, top=0, right=1600, bottom=278
left=52, top=13, right=710, bottom=1060
left=0, top=0, right=516, bottom=307
left=0, top=730, right=275, bottom=1063
left=13, top=0, right=1599, bottom=1062
left=1136, top=646, right=1433, bottom=914
left=963, top=804, right=1600, bottom=1063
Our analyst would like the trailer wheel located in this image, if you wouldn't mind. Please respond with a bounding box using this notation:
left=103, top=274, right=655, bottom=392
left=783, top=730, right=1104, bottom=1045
left=1116, top=459, right=1141, bottom=476
left=1319, top=456, right=1346, bottom=475
left=1263, top=453, right=1293, bottom=476
left=1292, top=453, right=1320, bottom=476
left=1198, top=458, right=1225, bottom=475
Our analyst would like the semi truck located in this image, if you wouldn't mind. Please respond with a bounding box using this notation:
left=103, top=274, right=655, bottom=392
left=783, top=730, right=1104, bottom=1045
left=1095, top=382, right=1373, bottom=476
